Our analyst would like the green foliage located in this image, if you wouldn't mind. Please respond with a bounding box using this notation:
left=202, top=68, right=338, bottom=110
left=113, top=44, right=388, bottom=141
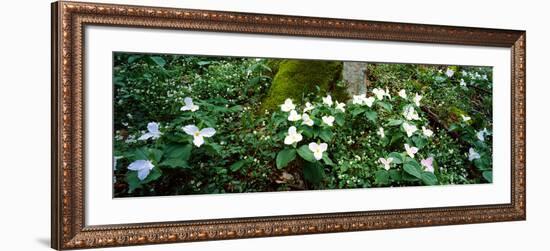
left=113, top=53, right=493, bottom=197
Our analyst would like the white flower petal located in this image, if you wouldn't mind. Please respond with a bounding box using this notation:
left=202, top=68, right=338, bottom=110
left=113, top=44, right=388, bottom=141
left=183, top=125, right=199, bottom=135
left=137, top=168, right=151, bottom=181
left=193, top=135, right=205, bottom=147
left=313, top=151, right=323, bottom=160
left=308, top=142, right=319, bottom=152
left=200, top=128, right=216, bottom=138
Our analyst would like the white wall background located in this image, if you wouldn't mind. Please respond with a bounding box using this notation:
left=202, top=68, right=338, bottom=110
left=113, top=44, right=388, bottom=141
left=0, top=0, right=547, bottom=250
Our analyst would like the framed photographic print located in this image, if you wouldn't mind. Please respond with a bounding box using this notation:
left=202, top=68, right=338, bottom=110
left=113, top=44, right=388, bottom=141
left=51, top=1, right=526, bottom=249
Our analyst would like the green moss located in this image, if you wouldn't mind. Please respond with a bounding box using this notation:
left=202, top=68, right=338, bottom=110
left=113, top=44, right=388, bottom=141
left=260, top=59, right=343, bottom=112
left=265, top=59, right=283, bottom=77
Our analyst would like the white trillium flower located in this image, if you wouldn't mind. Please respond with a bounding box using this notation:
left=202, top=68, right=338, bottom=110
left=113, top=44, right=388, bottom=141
left=413, top=93, right=422, bottom=107
left=460, top=79, right=467, bottom=87
left=284, top=126, right=303, bottom=145
left=372, top=88, right=386, bottom=100
left=468, top=147, right=481, bottom=161
left=404, top=144, right=419, bottom=158
left=379, top=157, right=393, bottom=170
left=377, top=127, right=385, bottom=138
left=398, top=89, right=407, bottom=99
left=422, top=126, right=434, bottom=137
left=281, top=98, right=296, bottom=112
left=138, top=122, right=162, bottom=140
left=421, top=157, right=434, bottom=172
left=287, top=110, right=301, bottom=121
left=461, top=114, right=471, bottom=122
left=403, top=106, right=420, bottom=121
left=301, top=114, right=314, bottom=126
left=335, top=101, right=346, bottom=112
left=402, top=122, right=418, bottom=137
left=322, top=116, right=335, bottom=127
left=127, top=160, right=154, bottom=181
left=303, top=102, right=315, bottom=113
left=180, top=97, right=199, bottom=112
left=183, top=125, right=216, bottom=147
left=364, top=96, right=375, bottom=107
left=322, top=95, right=333, bottom=106
left=461, top=70, right=468, bottom=76
left=309, top=142, right=328, bottom=160
left=476, top=131, right=485, bottom=141
left=352, top=94, right=367, bottom=105
left=446, top=68, right=455, bottom=78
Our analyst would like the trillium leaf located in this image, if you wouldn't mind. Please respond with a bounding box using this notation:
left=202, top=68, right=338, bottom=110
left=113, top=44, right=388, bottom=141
left=303, top=163, right=324, bottom=184
left=388, top=152, right=403, bottom=164
left=403, top=162, right=423, bottom=179
left=150, top=56, right=166, bottom=67
left=230, top=160, right=248, bottom=172
left=276, top=149, right=297, bottom=169
left=149, top=149, right=163, bottom=163
left=160, top=158, right=189, bottom=169
left=141, top=167, right=162, bottom=184
left=297, top=145, right=316, bottom=162
left=165, top=143, right=193, bottom=161
left=377, top=101, right=392, bottom=111
left=482, top=171, right=493, bottom=183
left=319, top=129, right=333, bottom=142
left=322, top=154, right=335, bottom=166
left=335, top=113, right=345, bottom=126
left=421, top=172, right=438, bottom=185
left=133, top=147, right=149, bottom=161
left=374, top=170, right=390, bottom=185
left=412, top=136, right=428, bottom=149
left=351, top=107, right=365, bottom=117
left=386, top=119, right=404, bottom=126
left=125, top=172, right=142, bottom=193
left=365, top=111, right=378, bottom=122
left=389, top=169, right=402, bottom=181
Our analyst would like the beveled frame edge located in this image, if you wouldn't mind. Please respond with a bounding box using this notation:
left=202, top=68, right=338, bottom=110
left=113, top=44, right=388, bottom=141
left=51, top=1, right=526, bottom=249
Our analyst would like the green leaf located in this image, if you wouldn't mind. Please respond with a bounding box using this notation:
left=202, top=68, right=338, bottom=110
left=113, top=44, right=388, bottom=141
left=403, top=162, right=422, bottom=179
left=150, top=56, right=166, bottom=67
left=141, top=167, right=162, bottom=184
left=365, top=111, right=378, bottom=122
left=319, top=129, right=333, bottom=142
left=125, top=172, right=142, bottom=193
left=386, top=119, right=403, bottom=126
left=377, top=101, right=392, bottom=111
left=149, top=149, right=163, bottom=163
left=335, top=113, right=345, bottom=126
left=230, top=160, right=247, bottom=172
left=133, top=147, right=149, bottom=160
left=303, top=163, right=324, bottom=184
left=351, top=107, right=365, bottom=117
left=204, top=143, right=222, bottom=156
left=388, top=152, right=403, bottom=164
left=297, top=145, right=316, bottom=162
left=421, top=172, right=438, bottom=185
left=389, top=169, right=402, bottom=181
left=482, top=171, right=493, bottom=183
left=322, top=154, right=335, bottom=166
left=276, top=148, right=297, bottom=169
left=164, top=143, right=192, bottom=161
left=159, top=158, right=189, bottom=169
left=374, top=170, right=390, bottom=185
left=412, top=136, right=428, bottom=149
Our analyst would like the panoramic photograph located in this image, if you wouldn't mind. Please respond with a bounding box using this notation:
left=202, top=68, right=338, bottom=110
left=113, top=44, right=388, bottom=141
left=112, top=52, right=493, bottom=198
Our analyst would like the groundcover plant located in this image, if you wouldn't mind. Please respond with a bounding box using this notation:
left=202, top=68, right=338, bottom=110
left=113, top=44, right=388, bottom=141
left=113, top=53, right=493, bottom=197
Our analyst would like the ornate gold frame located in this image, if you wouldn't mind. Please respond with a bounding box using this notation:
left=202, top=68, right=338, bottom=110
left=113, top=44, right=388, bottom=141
left=51, top=1, right=526, bottom=249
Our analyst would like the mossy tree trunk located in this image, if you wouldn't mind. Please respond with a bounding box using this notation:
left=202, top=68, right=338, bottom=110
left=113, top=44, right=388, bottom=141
left=342, top=62, right=370, bottom=96
left=260, top=59, right=347, bottom=112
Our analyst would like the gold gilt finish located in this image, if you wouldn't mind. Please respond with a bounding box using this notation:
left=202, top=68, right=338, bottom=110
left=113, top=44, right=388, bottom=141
left=51, top=1, right=526, bottom=249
